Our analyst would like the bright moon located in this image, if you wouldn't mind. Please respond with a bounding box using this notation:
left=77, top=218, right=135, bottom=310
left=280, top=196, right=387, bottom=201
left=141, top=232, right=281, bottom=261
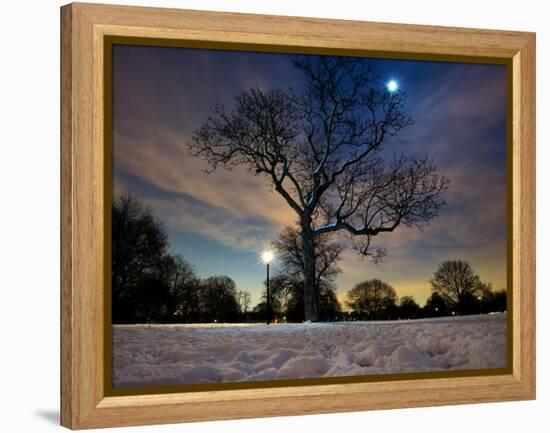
left=387, top=80, right=398, bottom=92
left=262, top=250, right=275, bottom=264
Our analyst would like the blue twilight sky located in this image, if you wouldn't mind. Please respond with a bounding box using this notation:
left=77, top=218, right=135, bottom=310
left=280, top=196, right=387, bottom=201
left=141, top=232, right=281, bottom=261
left=112, top=44, right=508, bottom=307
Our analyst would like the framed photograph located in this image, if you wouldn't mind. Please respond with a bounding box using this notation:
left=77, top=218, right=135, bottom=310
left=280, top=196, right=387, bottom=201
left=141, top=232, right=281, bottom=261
left=61, top=2, right=535, bottom=429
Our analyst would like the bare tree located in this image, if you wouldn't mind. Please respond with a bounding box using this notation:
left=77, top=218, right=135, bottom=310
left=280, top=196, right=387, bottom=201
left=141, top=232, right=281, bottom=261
left=262, top=274, right=340, bottom=322
left=272, top=225, right=342, bottom=321
left=237, top=290, right=252, bottom=314
left=346, top=279, right=397, bottom=320
left=160, top=254, right=200, bottom=322
left=191, top=56, right=449, bottom=321
left=274, top=225, right=343, bottom=290
left=430, top=260, right=490, bottom=313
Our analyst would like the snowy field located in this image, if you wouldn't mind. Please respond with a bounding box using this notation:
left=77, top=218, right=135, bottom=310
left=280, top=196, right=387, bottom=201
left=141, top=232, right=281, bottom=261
left=112, top=313, right=507, bottom=388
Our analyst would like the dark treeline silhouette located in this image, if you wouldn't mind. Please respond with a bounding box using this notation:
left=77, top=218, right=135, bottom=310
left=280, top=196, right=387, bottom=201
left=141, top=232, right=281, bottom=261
left=112, top=194, right=507, bottom=324
left=112, top=194, right=253, bottom=324
left=346, top=279, right=397, bottom=320
left=430, top=259, right=500, bottom=315
left=344, top=282, right=507, bottom=321
left=344, top=260, right=507, bottom=321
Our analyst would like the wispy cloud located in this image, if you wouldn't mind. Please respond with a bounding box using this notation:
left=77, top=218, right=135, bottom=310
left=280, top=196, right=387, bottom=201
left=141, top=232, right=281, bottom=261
left=148, top=195, right=272, bottom=251
left=113, top=127, right=298, bottom=250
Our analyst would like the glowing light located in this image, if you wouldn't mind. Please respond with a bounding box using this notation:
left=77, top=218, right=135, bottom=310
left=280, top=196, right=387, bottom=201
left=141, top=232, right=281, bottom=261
left=387, top=80, right=398, bottom=92
left=261, top=249, right=275, bottom=264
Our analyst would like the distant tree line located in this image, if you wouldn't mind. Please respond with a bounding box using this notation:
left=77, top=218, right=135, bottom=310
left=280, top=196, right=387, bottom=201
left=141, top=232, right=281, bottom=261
left=112, top=193, right=507, bottom=324
left=344, top=260, right=507, bottom=321
left=264, top=225, right=506, bottom=322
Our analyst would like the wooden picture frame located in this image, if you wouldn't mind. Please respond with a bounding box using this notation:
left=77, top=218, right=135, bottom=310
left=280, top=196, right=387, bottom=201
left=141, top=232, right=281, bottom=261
left=60, top=2, right=536, bottom=429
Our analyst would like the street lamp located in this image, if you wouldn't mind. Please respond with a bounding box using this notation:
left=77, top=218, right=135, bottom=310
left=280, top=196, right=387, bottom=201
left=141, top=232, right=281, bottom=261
left=262, top=249, right=275, bottom=324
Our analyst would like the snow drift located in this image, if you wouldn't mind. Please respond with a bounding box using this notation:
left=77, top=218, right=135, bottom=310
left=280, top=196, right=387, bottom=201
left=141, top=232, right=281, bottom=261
left=112, top=313, right=507, bottom=388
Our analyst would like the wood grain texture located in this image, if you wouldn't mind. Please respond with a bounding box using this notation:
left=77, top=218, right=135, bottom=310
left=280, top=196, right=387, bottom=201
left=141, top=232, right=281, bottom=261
left=60, top=2, right=536, bottom=429
left=515, top=34, right=536, bottom=395
left=60, top=4, right=73, bottom=429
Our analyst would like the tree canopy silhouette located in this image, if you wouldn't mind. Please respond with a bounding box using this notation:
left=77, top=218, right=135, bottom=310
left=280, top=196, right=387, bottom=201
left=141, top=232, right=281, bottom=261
left=191, top=56, right=449, bottom=321
left=398, top=296, right=422, bottom=319
left=199, top=276, right=241, bottom=322
left=346, top=279, right=397, bottom=320
left=423, top=292, right=448, bottom=317
left=480, top=288, right=507, bottom=313
left=112, top=193, right=169, bottom=322
left=430, top=260, right=491, bottom=314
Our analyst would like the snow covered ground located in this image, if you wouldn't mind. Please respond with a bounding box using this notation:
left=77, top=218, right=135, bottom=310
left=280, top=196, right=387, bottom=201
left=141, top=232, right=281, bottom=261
left=112, top=313, right=507, bottom=388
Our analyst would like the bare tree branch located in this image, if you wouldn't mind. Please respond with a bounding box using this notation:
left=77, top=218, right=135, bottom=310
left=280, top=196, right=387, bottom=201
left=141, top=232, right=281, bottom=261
left=189, top=55, right=450, bottom=321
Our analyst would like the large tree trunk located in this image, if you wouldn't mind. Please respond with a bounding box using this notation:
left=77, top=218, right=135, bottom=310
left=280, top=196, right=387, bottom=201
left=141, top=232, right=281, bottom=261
left=301, top=223, right=318, bottom=322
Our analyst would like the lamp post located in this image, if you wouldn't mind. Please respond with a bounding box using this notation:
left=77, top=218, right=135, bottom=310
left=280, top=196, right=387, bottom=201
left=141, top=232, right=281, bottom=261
left=262, top=250, right=274, bottom=325
left=478, top=295, right=483, bottom=315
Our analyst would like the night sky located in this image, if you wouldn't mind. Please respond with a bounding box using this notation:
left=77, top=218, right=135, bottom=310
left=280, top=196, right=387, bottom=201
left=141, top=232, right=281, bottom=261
left=112, top=44, right=508, bottom=307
